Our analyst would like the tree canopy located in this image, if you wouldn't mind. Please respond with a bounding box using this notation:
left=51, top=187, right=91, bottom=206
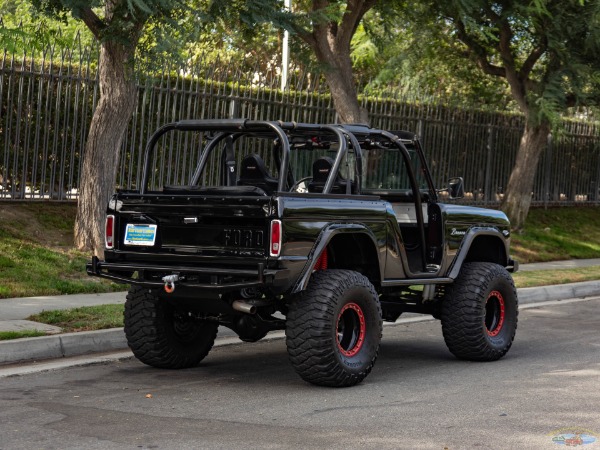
left=5, top=0, right=600, bottom=235
left=25, top=0, right=191, bottom=255
left=407, top=0, right=600, bottom=227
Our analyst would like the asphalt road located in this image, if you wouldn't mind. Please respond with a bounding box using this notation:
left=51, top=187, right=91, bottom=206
left=1, top=297, right=599, bottom=450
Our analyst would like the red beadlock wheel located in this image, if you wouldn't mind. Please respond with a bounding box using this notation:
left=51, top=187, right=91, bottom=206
left=336, top=303, right=366, bottom=357
left=485, top=290, right=506, bottom=337
left=286, top=270, right=383, bottom=387
left=441, top=262, right=518, bottom=362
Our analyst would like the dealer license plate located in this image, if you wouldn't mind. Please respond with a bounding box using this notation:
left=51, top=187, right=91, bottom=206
left=124, top=224, right=158, bottom=246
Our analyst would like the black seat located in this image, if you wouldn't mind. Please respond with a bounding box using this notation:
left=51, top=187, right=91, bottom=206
left=308, top=157, right=356, bottom=194
left=237, top=154, right=279, bottom=195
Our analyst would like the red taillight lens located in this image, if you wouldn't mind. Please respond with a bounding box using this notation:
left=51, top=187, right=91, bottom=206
left=270, top=219, right=282, bottom=257
left=105, top=215, right=115, bottom=249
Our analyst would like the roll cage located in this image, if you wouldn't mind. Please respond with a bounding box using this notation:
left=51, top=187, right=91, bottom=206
left=137, top=119, right=436, bottom=203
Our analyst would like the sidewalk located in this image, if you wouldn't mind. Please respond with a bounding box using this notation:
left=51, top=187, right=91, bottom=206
left=1, top=258, right=599, bottom=365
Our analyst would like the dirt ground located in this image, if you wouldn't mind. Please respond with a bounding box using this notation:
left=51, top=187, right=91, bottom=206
left=0, top=202, right=77, bottom=249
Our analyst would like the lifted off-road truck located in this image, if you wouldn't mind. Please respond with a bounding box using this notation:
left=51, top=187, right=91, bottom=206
left=88, top=119, right=519, bottom=387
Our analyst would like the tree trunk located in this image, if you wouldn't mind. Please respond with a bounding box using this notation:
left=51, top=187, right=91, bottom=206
left=74, top=41, right=138, bottom=257
left=312, top=36, right=368, bottom=124
left=501, top=119, right=550, bottom=229
left=324, top=68, right=368, bottom=124
left=321, top=55, right=368, bottom=124
left=317, top=50, right=369, bottom=124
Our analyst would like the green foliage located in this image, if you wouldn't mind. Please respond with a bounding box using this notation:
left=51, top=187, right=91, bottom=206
left=512, top=265, right=600, bottom=288
left=0, top=204, right=122, bottom=298
left=25, top=0, right=189, bottom=60
left=359, top=18, right=514, bottom=108
left=183, top=0, right=300, bottom=70
left=0, top=236, right=122, bottom=298
left=511, top=207, right=600, bottom=263
left=350, top=23, right=380, bottom=78
left=0, top=330, right=47, bottom=340
left=28, top=304, right=124, bottom=331
left=410, top=0, right=600, bottom=125
left=0, top=0, right=90, bottom=52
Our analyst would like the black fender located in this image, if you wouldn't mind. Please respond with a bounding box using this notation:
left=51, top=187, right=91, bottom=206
left=446, top=227, right=511, bottom=279
left=291, top=223, right=382, bottom=294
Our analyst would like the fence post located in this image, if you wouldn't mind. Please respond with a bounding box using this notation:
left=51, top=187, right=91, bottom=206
left=544, top=132, right=552, bottom=209
left=594, top=141, right=600, bottom=203
left=417, top=119, right=424, bottom=142
left=543, top=132, right=553, bottom=209
left=484, top=125, right=493, bottom=205
left=229, top=97, right=240, bottom=119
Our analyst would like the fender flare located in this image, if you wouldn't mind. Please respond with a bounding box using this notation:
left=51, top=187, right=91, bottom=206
left=291, top=223, right=382, bottom=294
left=446, top=227, right=510, bottom=279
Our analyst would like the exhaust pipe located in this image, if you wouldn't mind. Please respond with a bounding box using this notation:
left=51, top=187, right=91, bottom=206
left=232, top=300, right=257, bottom=315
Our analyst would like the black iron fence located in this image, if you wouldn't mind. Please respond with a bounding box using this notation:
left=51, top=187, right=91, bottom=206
left=1, top=39, right=600, bottom=206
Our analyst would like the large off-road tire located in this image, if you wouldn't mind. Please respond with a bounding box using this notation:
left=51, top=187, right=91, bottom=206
left=124, top=286, right=218, bottom=369
left=441, top=262, right=518, bottom=361
left=286, top=270, right=383, bottom=387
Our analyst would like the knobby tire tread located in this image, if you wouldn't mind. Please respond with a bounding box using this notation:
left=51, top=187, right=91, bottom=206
left=124, top=286, right=218, bottom=369
left=441, top=262, right=518, bottom=361
left=286, top=270, right=382, bottom=387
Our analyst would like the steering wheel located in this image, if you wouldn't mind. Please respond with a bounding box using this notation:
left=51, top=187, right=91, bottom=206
left=289, top=176, right=313, bottom=193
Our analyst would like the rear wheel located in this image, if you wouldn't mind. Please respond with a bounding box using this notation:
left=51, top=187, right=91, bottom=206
left=124, top=286, right=218, bottom=369
left=286, top=270, right=382, bottom=387
left=441, top=262, right=518, bottom=361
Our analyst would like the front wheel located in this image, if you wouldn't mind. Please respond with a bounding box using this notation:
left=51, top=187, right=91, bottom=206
left=124, top=286, right=218, bottom=369
left=286, top=270, right=382, bottom=387
left=441, top=262, right=518, bottom=361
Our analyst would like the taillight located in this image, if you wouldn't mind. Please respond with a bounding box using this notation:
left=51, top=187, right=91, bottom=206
left=105, top=215, right=115, bottom=249
left=270, top=219, right=282, bottom=257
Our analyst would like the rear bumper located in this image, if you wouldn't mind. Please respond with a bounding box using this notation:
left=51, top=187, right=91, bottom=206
left=86, top=256, right=283, bottom=292
left=507, top=258, right=519, bottom=273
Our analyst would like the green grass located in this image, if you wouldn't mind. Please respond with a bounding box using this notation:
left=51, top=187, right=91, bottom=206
left=511, top=207, right=600, bottom=263
left=1, top=204, right=598, bottom=299
left=0, top=236, right=122, bottom=298
left=512, top=265, right=600, bottom=288
left=0, top=330, right=47, bottom=341
left=0, top=203, right=599, bottom=341
left=0, top=264, right=596, bottom=341
left=28, top=304, right=124, bottom=333
left=0, top=202, right=122, bottom=298
left=18, top=264, right=600, bottom=339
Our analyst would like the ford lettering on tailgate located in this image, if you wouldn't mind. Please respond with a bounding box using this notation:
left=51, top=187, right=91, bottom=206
left=224, top=228, right=264, bottom=248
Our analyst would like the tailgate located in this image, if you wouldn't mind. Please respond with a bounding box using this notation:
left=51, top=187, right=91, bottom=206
left=113, top=195, right=272, bottom=258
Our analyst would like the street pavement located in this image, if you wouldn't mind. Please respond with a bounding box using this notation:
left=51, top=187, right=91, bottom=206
left=0, top=258, right=599, bottom=366
left=0, top=297, right=598, bottom=449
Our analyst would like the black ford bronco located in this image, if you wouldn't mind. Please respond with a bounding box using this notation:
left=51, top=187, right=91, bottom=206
left=88, top=119, right=519, bottom=387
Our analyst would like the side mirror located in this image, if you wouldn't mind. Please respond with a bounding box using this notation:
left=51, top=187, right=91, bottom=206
left=447, top=177, right=464, bottom=199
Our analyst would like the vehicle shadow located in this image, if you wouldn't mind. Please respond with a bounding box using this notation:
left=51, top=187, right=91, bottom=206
left=112, top=323, right=485, bottom=390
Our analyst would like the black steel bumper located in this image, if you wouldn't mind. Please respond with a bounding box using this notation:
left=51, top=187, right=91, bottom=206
left=86, top=256, right=281, bottom=292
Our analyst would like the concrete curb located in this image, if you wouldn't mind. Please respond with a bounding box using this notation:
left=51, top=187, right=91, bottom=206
left=2, top=280, right=600, bottom=366
left=518, top=280, right=600, bottom=303
left=0, top=328, right=127, bottom=365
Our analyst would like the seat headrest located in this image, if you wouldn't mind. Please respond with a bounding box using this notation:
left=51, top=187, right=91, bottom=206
left=240, top=154, right=271, bottom=180
left=312, top=157, right=335, bottom=182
